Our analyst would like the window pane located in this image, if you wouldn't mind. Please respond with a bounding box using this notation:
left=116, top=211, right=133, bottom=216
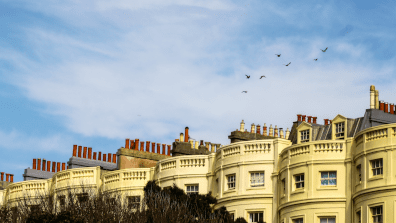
left=329, top=172, right=336, bottom=178
left=301, top=175, right=304, bottom=180
left=321, top=180, right=329, bottom=185
left=320, top=219, right=327, bottom=223
left=329, top=179, right=336, bottom=185
left=321, top=172, right=328, bottom=178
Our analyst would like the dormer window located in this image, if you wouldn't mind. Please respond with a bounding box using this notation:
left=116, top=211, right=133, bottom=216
left=300, top=130, right=309, bottom=143
left=335, top=122, right=345, bottom=139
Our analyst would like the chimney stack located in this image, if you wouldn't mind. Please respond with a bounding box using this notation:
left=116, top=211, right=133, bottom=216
left=391, top=103, right=395, bottom=114
left=37, top=159, right=41, bottom=171
left=145, top=141, right=150, bottom=152
left=57, top=162, right=60, bottom=172
left=140, top=142, right=144, bottom=151
left=130, top=140, right=135, bottom=150
left=108, top=153, right=111, bottom=162
left=180, top=133, right=184, bottom=142
left=185, top=127, right=189, bottom=142
left=313, top=117, right=317, bottom=124
left=297, top=114, right=302, bottom=122
left=78, top=146, right=82, bottom=158
left=1, top=172, right=4, bottom=181
left=52, top=162, right=56, bottom=172
left=307, top=116, right=312, bottom=123
left=240, top=120, right=245, bottom=132
left=135, top=139, right=140, bottom=150
left=274, top=125, right=279, bottom=137
left=42, top=159, right=46, bottom=171
left=256, top=124, right=261, bottom=134
left=103, top=154, right=106, bottom=162
left=302, top=115, right=306, bottom=122
left=375, top=90, right=379, bottom=109
left=162, top=144, right=166, bottom=155
left=157, top=143, right=160, bottom=154
left=380, top=101, right=384, bottom=111
left=251, top=123, right=255, bottom=133
left=88, top=147, right=92, bottom=159
left=73, top=145, right=77, bottom=157
left=370, top=85, right=375, bottom=109
left=33, top=159, right=37, bottom=170
left=10, top=174, right=13, bottom=182
left=269, top=124, right=273, bottom=137
left=324, top=119, right=329, bottom=126
left=385, top=102, right=389, bottom=113
left=125, top=138, right=130, bottom=149
left=200, top=140, right=204, bottom=146
left=113, top=154, right=117, bottom=163
left=167, top=145, right=171, bottom=156
left=98, top=152, right=102, bottom=161
left=83, top=147, right=87, bottom=159
left=93, top=152, right=97, bottom=160
left=47, top=161, right=50, bottom=172
left=6, top=174, right=9, bottom=182
left=263, top=123, right=267, bottom=136
left=62, top=163, right=65, bottom=171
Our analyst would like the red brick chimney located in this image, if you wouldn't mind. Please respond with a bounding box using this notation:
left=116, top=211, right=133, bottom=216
left=130, top=140, right=134, bottom=150
left=88, top=147, right=92, bottom=159
left=33, top=159, right=37, bottom=170
left=167, top=145, right=171, bottom=156
left=140, top=142, right=144, bottom=151
left=103, top=154, right=106, bottom=162
left=0, top=172, right=4, bottom=181
left=125, top=138, right=130, bottom=149
left=37, top=159, right=41, bottom=171
left=297, top=114, right=302, bottom=122
left=185, top=127, right=189, bottom=142
left=83, top=147, right=87, bottom=159
left=10, top=174, right=13, bottom=182
left=151, top=142, right=155, bottom=153
left=302, top=115, right=306, bottom=122
left=385, top=102, right=389, bottom=113
left=380, top=101, right=384, bottom=111
left=112, top=154, right=116, bottom=163
left=73, top=145, right=77, bottom=157
left=62, top=163, right=65, bottom=171
left=42, top=159, right=46, bottom=171
left=307, top=116, right=312, bottom=123
left=57, top=162, right=60, bottom=172
left=98, top=152, right=102, bottom=161
left=157, top=143, right=160, bottom=154
left=52, top=162, right=56, bottom=172
left=6, top=174, right=9, bottom=182
left=313, top=117, right=317, bottom=124
left=108, top=153, right=111, bottom=162
left=146, top=141, right=150, bottom=152
left=391, top=103, right=395, bottom=114
left=47, top=161, right=50, bottom=172
left=324, top=119, right=329, bottom=125
left=162, top=144, right=166, bottom=155
left=135, top=139, right=139, bottom=150
left=78, top=146, right=82, bottom=158
left=93, top=152, right=97, bottom=160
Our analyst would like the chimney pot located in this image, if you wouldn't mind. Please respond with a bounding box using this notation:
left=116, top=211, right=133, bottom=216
left=385, top=102, right=389, bottom=113
left=10, top=174, right=13, bottom=183
left=185, top=127, right=189, bottom=142
left=162, top=144, right=166, bottom=155
left=157, top=143, right=161, bottom=154
left=263, top=124, right=267, bottom=136
left=52, top=162, right=56, bottom=172
left=83, top=147, right=87, bottom=159
left=98, top=152, right=102, bottom=161
left=313, top=117, right=317, bottom=124
left=307, top=116, right=312, bottom=123
left=391, top=103, right=395, bottom=114
left=140, top=142, right=144, bottom=151
left=130, top=140, right=135, bottom=150
left=47, top=161, right=51, bottom=172
left=37, top=158, right=41, bottom=171
left=324, top=119, right=328, bottom=125
left=297, top=114, right=302, bottom=122
left=62, top=163, right=65, bottom=171
left=73, top=145, right=77, bottom=157
left=151, top=142, right=156, bottom=153
left=42, top=159, right=46, bottom=171
left=103, top=154, right=106, bottom=162
left=33, top=159, right=37, bottom=170
left=113, top=154, right=116, bottom=163
left=167, top=145, right=171, bottom=156
left=256, top=124, right=261, bottom=134
left=78, top=146, right=82, bottom=158
left=302, top=115, right=306, bottom=122
left=0, top=172, right=4, bottom=181
left=88, top=147, right=92, bottom=159
left=125, top=138, right=130, bottom=149
left=145, top=141, right=150, bottom=152
left=93, top=152, right=97, bottom=160
left=380, top=101, right=384, bottom=111
left=135, top=139, right=140, bottom=150
left=6, top=174, right=9, bottom=182
left=108, top=153, right=111, bottom=162
left=57, top=162, right=60, bottom=172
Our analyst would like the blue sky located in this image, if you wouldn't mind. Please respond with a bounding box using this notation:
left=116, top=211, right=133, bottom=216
left=1, top=0, right=395, bottom=182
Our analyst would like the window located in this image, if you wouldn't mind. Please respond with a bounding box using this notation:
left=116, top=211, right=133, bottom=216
left=282, top=179, right=286, bottom=195
left=186, top=185, right=199, bottom=195
left=250, top=172, right=264, bottom=187
left=320, top=217, right=335, bottom=223
left=227, top=174, right=236, bottom=189
left=249, top=212, right=263, bottom=223
left=335, top=122, right=345, bottom=139
left=356, top=211, right=361, bottom=223
left=230, top=213, right=235, bottom=221
left=295, top=174, right=304, bottom=189
left=300, top=130, right=309, bottom=143
left=371, top=206, right=382, bottom=223
left=77, top=193, right=88, bottom=203
left=58, top=195, right=66, bottom=207
left=293, top=218, right=303, bottom=223
left=321, top=172, right=337, bottom=186
left=372, top=159, right=383, bottom=176
left=127, top=196, right=141, bottom=209
left=357, top=165, right=361, bottom=183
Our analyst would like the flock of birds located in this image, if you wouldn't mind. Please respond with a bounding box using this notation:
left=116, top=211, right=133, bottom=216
left=241, top=47, right=328, bottom=93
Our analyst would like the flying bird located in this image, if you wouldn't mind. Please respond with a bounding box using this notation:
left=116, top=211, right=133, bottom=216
left=283, top=62, right=291, bottom=66
left=275, top=54, right=281, bottom=57
left=260, top=76, right=266, bottom=79
left=242, top=91, right=248, bottom=93
left=321, top=47, right=328, bottom=52
left=313, top=58, right=318, bottom=61
left=245, top=75, right=250, bottom=79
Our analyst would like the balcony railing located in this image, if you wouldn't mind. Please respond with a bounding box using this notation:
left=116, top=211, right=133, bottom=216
left=156, top=155, right=209, bottom=174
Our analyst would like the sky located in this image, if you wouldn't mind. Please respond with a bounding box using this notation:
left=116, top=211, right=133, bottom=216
left=1, top=0, right=396, bottom=182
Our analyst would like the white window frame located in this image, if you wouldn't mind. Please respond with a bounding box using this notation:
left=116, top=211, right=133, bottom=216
left=320, top=171, right=337, bottom=186
left=371, top=206, right=382, bottom=223
left=186, top=184, right=199, bottom=195
left=295, top=174, right=304, bottom=189
left=371, top=159, right=383, bottom=176
left=300, top=130, right=309, bottom=143
left=227, top=174, right=236, bottom=190
left=250, top=172, right=264, bottom=187
left=335, top=122, right=345, bottom=139
left=249, top=212, right=263, bottom=223
left=319, top=217, right=336, bottom=223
